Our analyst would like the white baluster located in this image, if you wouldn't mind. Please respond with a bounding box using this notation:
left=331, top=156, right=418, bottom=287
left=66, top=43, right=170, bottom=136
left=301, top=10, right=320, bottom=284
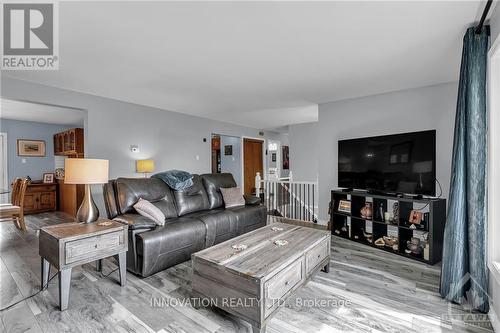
left=255, top=172, right=261, bottom=196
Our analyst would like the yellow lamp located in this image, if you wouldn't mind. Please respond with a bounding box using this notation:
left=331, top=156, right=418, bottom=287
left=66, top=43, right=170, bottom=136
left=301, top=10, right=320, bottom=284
left=136, top=159, right=155, bottom=177
left=65, top=158, right=109, bottom=223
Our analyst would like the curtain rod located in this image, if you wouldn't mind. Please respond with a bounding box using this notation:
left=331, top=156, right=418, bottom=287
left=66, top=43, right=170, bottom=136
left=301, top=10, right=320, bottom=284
left=475, top=0, right=493, bottom=34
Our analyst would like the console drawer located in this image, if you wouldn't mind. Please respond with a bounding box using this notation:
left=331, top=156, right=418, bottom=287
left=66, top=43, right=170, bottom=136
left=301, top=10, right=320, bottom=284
left=306, top=238, right=329, bottom=274
left=65, top=231, right=123, bottom=264
left=264, top=258, right=303, bottom=314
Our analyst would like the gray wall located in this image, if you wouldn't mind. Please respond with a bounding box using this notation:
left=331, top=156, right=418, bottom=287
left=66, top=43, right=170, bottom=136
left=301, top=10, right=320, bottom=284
left=491, top=3, right=500, bottom=44
left=219, top=135, right=242, bottom=187
left=288, top=122, right=318, bottom=182
left=317, top=82, right=457, bottom=220
left=0, top=119, right=73, bottom=183
left=1, top=76, right=271, bottom=213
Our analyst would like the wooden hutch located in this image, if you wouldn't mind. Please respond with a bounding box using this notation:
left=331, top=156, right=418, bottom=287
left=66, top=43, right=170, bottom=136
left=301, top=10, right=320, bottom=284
left=54, top=128, right=85, bottom=217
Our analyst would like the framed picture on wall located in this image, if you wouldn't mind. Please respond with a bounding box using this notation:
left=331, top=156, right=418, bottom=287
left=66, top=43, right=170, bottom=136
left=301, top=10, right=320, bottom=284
left=224, top=145, right=232, bottom=156
left=282, top=145, right=289, bottom=170
left=17, top=139, right=46, bottom=157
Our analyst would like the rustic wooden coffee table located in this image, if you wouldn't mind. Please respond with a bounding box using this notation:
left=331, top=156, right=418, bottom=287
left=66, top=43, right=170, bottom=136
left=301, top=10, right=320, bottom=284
left=192, top=222, right=330, bottom=333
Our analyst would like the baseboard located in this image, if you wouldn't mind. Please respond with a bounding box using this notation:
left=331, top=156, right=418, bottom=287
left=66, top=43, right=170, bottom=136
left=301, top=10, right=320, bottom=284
left=489, top=302, right=500, bottom=332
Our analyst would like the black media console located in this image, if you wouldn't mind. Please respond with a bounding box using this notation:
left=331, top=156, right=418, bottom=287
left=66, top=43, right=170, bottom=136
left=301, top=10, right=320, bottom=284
left=331, top=190, right=446, bottom=265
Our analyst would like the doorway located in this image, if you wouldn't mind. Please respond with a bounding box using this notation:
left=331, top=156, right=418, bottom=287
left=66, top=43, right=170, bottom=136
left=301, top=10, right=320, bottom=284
left=243, top=138, right=264, bottom=195
left=0, top=98, right=86, bottom=216
left=0, top=133, right=7, bottom=203
left=267, top=140, right=280, bottom=180
left=211, top=134, right=242, bottom=187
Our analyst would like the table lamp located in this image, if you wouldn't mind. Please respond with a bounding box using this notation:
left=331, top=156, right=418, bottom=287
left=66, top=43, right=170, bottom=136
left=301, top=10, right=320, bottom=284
left=65, top=158, right=109, bottom=223
left=136, top=159, right=155, bottom=177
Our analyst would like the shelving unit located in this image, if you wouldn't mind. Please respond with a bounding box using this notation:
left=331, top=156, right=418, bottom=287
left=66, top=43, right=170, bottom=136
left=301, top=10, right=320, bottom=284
left=53, top=128, right=85, bottom=217
left=331, top=190, right=446, bottom=265
left=54, top=128, right=84, bottom=157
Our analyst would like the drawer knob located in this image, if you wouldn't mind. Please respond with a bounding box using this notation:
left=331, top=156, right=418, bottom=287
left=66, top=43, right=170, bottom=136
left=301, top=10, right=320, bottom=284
left=317, top=254, right=321, bottom=258
left=285, top=281, right=289, bottom=286
left=94, top=244, right=98, bottom=249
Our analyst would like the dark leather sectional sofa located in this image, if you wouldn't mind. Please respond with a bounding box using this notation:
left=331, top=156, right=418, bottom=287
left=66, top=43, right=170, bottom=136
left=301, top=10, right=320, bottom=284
left=103, top=173, right=266, bottom=277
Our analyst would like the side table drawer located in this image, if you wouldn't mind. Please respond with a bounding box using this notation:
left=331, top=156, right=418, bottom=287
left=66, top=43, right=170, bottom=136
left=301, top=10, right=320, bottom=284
left=305, top=238, right=329, bottom=274
left=65, top=231, right=123, bottom=264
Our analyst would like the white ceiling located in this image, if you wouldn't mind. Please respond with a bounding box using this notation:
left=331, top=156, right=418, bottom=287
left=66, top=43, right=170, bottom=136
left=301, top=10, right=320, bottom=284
left=0, top=99, right=85, bottom=125
left=2, top=1, right=488, bottom=129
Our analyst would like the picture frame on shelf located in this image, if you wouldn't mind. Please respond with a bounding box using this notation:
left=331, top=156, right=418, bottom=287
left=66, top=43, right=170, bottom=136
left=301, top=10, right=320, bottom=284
left=338, top=200, right=351, bottom=214
left=409, top=210, right=423, bottom=224
left=43, top=173, right=55, bottom=183
left=17, top=139, right=46, bottom=157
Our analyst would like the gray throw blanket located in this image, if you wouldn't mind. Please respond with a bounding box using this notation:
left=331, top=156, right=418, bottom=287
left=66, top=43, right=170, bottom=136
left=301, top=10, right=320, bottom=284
left=152, top=170, right=193, bottom=191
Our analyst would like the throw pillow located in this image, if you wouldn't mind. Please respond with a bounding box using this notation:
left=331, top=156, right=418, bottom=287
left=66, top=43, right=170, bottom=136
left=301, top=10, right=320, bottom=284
left=133, top=198, right=165, bottom=226
left=220, top=187, right=245, bottom=208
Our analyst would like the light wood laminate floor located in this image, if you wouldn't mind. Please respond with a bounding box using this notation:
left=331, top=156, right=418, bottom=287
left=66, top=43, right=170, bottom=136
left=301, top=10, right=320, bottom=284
left=0, top=213, right=492, bottom=332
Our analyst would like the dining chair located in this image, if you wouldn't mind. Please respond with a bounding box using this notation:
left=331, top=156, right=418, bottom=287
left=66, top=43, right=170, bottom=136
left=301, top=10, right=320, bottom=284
left=0, top=178, right=21, bottom=207
left=0, top=178, right=28, bottom=230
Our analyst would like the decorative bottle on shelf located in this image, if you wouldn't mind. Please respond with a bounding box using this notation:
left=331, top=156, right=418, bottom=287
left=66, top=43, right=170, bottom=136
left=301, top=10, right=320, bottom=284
left=423, top=243, right=430, bottom=261
left=379, top=203, right=384, bottom=222
left=360, top=202, right=373, bottom=219
left=392, top=202, right=399, bottom=224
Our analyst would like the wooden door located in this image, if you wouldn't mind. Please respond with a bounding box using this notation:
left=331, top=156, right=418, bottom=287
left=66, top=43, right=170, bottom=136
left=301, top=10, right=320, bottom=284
left=243, top=138, right=263, bottom=195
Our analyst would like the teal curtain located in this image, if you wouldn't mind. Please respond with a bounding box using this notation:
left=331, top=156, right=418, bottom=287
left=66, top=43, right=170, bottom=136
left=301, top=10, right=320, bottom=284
left=440, top=26, right=489, bottom=313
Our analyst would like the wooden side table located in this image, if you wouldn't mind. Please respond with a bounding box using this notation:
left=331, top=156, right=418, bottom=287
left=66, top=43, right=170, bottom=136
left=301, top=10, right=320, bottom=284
left=39, top=220, right=128, bottom=310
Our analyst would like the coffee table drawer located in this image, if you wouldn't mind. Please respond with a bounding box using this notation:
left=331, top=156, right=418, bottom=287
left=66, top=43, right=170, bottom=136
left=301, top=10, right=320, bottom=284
left=306, top=238, right=329, bottom=274
left=265, top=258, right=304, bottom=312
left=65, top=231, right=122, bottom=264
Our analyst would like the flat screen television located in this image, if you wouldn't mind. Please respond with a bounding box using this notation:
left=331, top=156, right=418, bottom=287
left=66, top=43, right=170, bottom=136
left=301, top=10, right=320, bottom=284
left=338, top=130, right=436, bottom=196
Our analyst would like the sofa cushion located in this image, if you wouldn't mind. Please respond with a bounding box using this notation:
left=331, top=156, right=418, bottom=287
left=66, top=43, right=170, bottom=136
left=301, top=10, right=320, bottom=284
left=133, top=198, right=165, bottom=225
left=220, top=187, right=245, bottom=208
left=173, top=175, right=210, bottom=216
left=226, top=204, right=267, bottom=235
left=201, top=173, right=237, bottom=209
left=185, top=209, right=237, bottom=247
left=115, top=178, right=177, bottom=218
left=136, top=217, right=206, bottom=276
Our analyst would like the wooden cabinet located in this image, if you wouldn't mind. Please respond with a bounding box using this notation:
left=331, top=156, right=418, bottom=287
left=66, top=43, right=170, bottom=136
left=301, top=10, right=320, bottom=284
left=57, top=179, right=84, bottom=217
left=24, top=183, right=57, bottom=214
left=54, top=128, right=84, bottom=157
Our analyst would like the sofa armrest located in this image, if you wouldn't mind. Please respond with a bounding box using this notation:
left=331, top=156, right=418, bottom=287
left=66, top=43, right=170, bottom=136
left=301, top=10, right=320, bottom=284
left=244, top=194, right=261, bottom=206
left=113, top=214, right=157, bottom=230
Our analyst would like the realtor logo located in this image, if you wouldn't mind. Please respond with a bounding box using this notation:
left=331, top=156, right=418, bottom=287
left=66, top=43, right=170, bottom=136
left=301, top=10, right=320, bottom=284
left=1, top=2, right=59, bottom=70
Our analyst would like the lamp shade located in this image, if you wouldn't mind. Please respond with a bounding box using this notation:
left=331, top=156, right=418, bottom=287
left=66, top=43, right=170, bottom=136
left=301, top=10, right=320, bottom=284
left=136, top=159, right=155, bottom=173
left=64, top=158, right=109, bottom=184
